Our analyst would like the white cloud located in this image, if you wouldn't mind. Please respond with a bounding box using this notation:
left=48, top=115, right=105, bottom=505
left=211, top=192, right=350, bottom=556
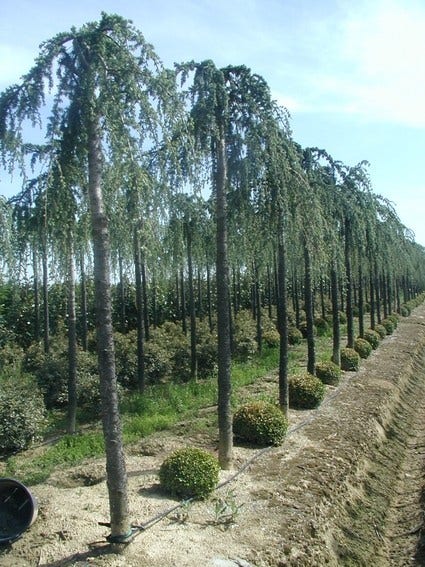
left=289, top=0, right=425, bottom=127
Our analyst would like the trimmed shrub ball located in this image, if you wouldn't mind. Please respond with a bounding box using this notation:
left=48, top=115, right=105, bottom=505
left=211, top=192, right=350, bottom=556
left=159, top=447, right=219, bottom=500
left=315, top=361, right=341, bottom=385
left=381, top=318, right=395, bottom=335
left=340, top=347, right=360, bottom=371
left=288, top=327, right=303, bottom=345
left=262, top=329, right=280, bottom=348
left=289, top=372, right=325, bottom=409
left=233, top=401, right=288, bottom=446
left=364, top=329, right=380, bottom=350
left=354, top=337, right=373, bottom=359
left=373, top=324, right=387, bottom=339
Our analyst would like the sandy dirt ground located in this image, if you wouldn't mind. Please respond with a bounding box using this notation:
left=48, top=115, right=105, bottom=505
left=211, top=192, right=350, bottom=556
left=1, top=305, right=425, bottom=566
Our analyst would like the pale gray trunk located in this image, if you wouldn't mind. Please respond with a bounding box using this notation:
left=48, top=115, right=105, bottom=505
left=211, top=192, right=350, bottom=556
left=67, top=231, right=78, bottom=434
left=276, top=214, right=289, bottom=417
left=87, top=114, right=130, bottom=539
left=216, top=133, right=233, bottom=469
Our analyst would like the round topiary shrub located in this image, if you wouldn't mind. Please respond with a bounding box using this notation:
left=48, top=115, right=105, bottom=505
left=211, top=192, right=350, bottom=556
left=374, top=324, right=387, bottom=339
left=159, top=447, right=220, bottom=500
left=340, top=347, right=360, bottom=371
left=0, top=372, right=47, bottom=454
left=399, top=304, right=410, bottom=317
left=233, top=401, right=288, bottom=446
left=315, top=361, right=341, bottom=385
left=354, top=337, right=373, bottom=359
left=289, top=372, right=325, bottom=409
left=388, top=314, right=399, bottom=328
left=381, top=318, right=395, bottom=335
left=262, top=329, right=280, bottom=348
left=288, top=327, right=303, bottom=345
left=364, top=329, right=380, bottom=350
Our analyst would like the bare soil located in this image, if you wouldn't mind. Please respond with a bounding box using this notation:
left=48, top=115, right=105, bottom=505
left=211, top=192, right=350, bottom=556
left=1, top=306, right=425, bottom=566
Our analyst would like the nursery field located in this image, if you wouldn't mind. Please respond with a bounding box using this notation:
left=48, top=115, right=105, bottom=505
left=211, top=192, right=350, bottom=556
left=1, top=304, right=425, bottom=567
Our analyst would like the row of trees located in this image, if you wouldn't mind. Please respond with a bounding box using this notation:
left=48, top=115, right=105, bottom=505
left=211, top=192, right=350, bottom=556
left=1, top=14, right=424, bottom=540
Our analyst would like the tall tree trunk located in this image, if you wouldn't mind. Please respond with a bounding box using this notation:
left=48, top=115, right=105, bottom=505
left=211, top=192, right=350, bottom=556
left=141, top=258, right=150, bottom=340
left=118, top=251, right=126, bottom=333
left=180, top=267, right=187, bottom=335
left=134, top=226, right=145, bottom=393
left=41, top=232, right=50, bottom=355
left=152, top=272, right=158, bottom=328
left=369, top=267, right=376, bottom=329
left=87, top=115, right=129, bottom=540
left=358, top=262, right=364, bottom=338
left=186, top=228, right=198, bottom=380
left=276, top=215, right=288, bottom=417
left=293, top=271, right=301, bottom=329
left=216, top=134, right=232, bottom=469
left=303, top=241, right=315, bottom=375
left=206, top=263, right=213, bottom=332
left=320, top=277, right=326, bottom=319
left=254, top=262, right=262, bottom=354
left=175, top=271, right=180, bottom=322
left=344, top=219, right=354, bottom=349
left=197, top=270, right=203, bottom=321
left=267, top=263, right=273, bottom=319
left=374, top=262, right=381, bottom=324
left=80, top=254, right=88, bottom=352
left=32, top=246, right=40, bottom=343
left=330, top=262, right=341, bottom=366
left=67, top=232, right=78, bottom=435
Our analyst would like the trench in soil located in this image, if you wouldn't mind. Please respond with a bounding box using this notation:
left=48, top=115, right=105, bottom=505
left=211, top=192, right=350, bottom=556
left=332, top=344, right=425, bottom=566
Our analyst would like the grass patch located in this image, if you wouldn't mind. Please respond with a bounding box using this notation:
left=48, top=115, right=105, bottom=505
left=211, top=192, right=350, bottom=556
left=5, top=432, right=105, bottom=485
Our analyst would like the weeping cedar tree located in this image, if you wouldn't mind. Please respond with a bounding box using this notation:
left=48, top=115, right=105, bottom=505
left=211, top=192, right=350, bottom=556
left=178, top=60, right=282, bottom=467
left=0, top=13, right=175, bottom=541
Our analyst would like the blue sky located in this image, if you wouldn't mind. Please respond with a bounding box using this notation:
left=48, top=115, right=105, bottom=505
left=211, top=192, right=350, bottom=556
left=1, top=0, right=424, bottom=244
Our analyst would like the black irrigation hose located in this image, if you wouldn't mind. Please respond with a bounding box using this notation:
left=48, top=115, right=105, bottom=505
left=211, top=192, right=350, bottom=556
left=100, top=372, right=352, bottom=544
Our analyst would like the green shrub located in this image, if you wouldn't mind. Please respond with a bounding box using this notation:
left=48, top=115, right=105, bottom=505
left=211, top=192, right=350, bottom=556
left=354, top=337, right=373, bottom=359
left=387, top=314, right=399, bottom=328
left=314, top=317, right=329, bottom=337
left=340, top=347, right=360, bottom=371
left=144, top=338, right=173, bottom=384
left=0, top=342, right=24, bottom=372
left=196, top=321, right=218, bottom=378
left=339, top=311, right=347, bottom=324
left=0, top=371, right=47, bottom=454
left=288, top=327, right=303, bottom=345
left=233, top=401, right=288, bottom=446
left=233, top=310, right=258, bottom=361
left=315, top=361, right=341, bottom=385
left=159, top=447, right=219, bottom=499
left=289, top=372, right=325, bottom=409
left=364, top=329, right=380, bottom=350
left=144, top=322, right=190, bottom=383
left=374, top=324, right=387, bottom=339
left=381, top=318, right=395, bottom=335
left=262, top=329, right=280, bottom=348
left=399, top=304, right=410, bottom=317
left=37, top=356, right=69, bottom=408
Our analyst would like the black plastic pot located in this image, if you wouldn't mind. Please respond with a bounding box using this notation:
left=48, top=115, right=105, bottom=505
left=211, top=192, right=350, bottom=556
left=0, top=478, right=38, bottom=545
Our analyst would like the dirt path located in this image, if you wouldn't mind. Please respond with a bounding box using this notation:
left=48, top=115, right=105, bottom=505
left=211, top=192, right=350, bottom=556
left=1, top=306, right=425, bottom=566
